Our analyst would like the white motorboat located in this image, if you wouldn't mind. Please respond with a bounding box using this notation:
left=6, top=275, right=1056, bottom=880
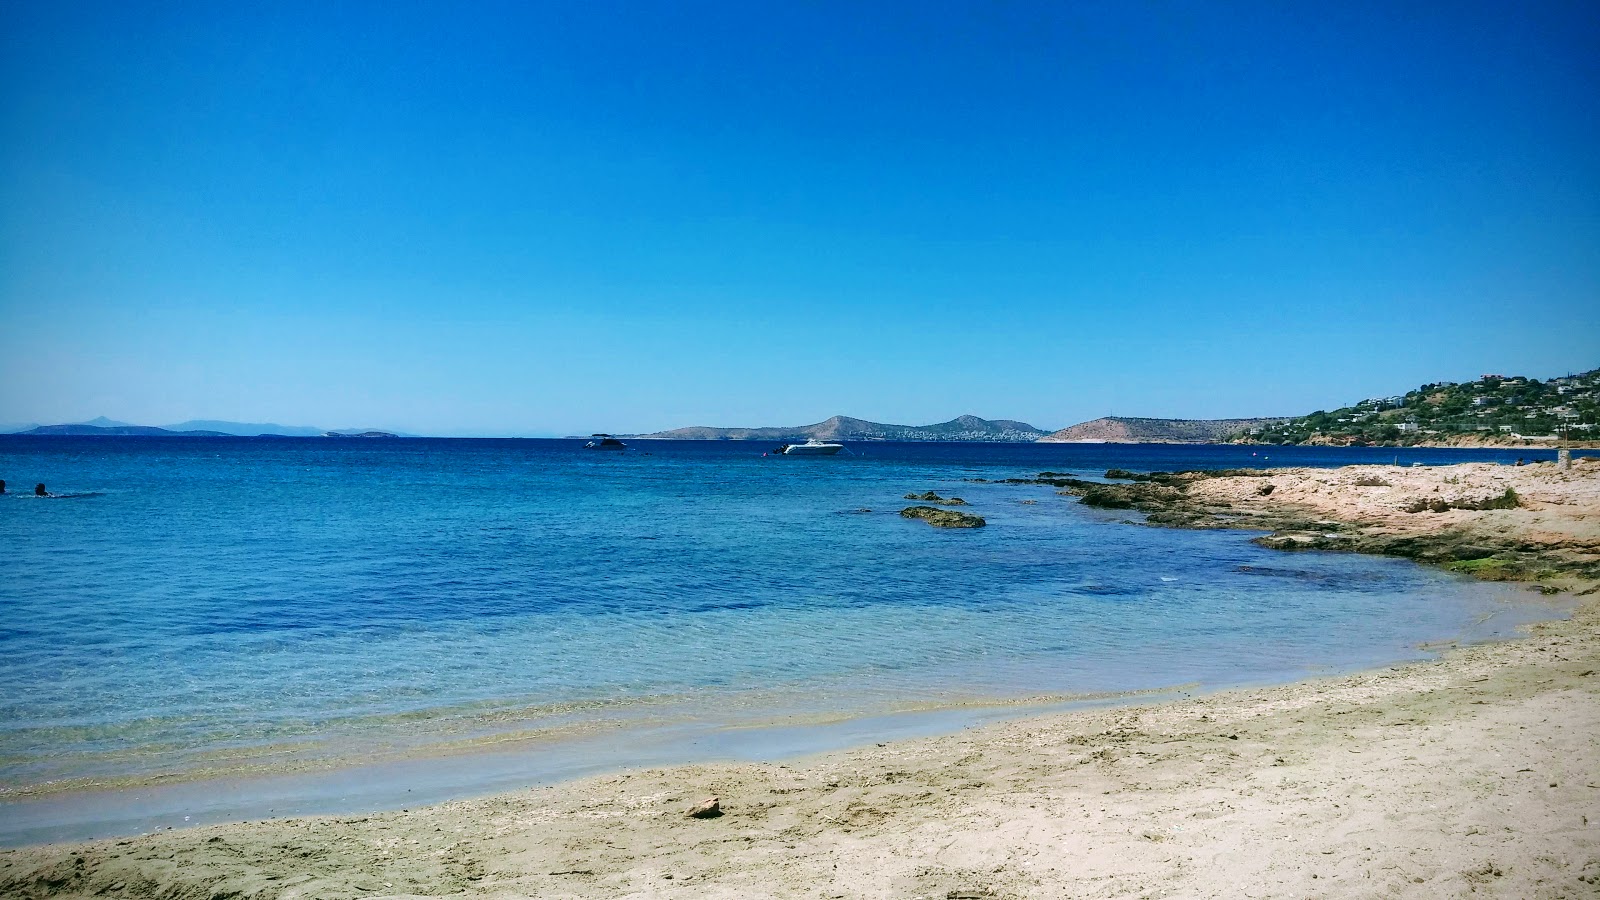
left=775, top=439, right=844, bottom=456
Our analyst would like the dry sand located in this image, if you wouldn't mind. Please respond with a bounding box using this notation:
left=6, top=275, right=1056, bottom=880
left=4, top=460, right=1599, bottom=899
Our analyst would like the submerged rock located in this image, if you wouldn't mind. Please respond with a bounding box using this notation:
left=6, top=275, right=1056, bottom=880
left=1145, top=509, right=1227, bottom=529
left=901, top=506, right=986, bottom=528
left=1252, top=534, right=1325, bottom=551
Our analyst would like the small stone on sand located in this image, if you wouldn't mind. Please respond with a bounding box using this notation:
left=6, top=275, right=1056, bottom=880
left=685, top=796, right=721, bottom=818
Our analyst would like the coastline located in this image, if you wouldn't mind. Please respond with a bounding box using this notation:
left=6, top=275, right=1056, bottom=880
left=1043, top=437, right=1600, bottom=450
left=3, top=459, right=1597, bottom=898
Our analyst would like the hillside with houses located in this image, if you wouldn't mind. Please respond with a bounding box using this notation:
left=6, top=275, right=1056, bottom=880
left=1243, top=369, right=1599, bottom=446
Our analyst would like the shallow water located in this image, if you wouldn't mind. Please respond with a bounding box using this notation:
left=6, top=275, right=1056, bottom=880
left=0, top=438, right=1568, bottom=844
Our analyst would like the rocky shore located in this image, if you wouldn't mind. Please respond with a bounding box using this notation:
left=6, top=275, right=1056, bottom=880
left=1030, top=457, right=1600, bottom=594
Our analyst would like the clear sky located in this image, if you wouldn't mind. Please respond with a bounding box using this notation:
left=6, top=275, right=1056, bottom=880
left=2, top=1, right=1596, bottom=436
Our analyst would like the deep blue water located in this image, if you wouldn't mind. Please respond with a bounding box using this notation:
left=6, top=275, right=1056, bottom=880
left=0, top=437, right=1572, bottom=840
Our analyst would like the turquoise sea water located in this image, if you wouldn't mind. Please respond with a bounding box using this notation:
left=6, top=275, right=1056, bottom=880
left=0, top=438, right=1570, bottom=844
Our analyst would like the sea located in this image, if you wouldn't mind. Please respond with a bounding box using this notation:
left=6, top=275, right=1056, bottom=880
left=0, top=437, right=1577, bottom=846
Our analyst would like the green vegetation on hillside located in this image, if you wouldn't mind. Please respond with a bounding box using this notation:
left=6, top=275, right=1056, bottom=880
left=1241, top=368, right=1599, bottom=446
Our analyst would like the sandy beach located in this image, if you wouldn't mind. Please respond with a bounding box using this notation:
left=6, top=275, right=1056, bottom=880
left=4, top=458, right=1598, bottom=899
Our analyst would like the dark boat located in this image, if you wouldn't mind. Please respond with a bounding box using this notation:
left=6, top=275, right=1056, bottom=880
left=584, top=433, right=627, bottom=450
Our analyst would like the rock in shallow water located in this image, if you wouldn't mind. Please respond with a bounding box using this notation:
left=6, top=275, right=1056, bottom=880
left=903, top=491, right=967, bottom=505
left=900, top=506, right=986, bottom=528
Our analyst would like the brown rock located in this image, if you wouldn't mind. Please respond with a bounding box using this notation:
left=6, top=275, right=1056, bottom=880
left=685, top=797, right=722, bottom=818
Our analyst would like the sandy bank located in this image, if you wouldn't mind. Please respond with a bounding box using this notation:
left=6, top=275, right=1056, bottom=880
left=4, top=461, right=1598, bottom=899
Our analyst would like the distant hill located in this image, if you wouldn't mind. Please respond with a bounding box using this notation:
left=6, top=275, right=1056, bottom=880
left=10, top=418, right=417, bottom=438
left=163, top=419, right=324, bottom=437
left=1248, top=367, right=1599, bottom=446
left=634, top=414, right=1049, bottom=442
left=1039, top=416, right=1289, bottom=443
left=19, top=424, right=232, bottom=437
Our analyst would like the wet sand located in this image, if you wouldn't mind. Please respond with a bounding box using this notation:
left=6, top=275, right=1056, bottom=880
left=3, top=459, right=1597, bottom=899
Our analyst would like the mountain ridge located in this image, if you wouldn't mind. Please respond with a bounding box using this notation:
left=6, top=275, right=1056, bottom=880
left=632, top=414, right=1049, bottom=442
left=18, top=424, right=234, bottom=437
left=12, top=421, right=408, bottom=438
left=1040, top=416, right=1290, bottom=443
left=164, top=419, right=325, bottom=436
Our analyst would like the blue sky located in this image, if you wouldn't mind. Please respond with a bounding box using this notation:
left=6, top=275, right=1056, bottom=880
left=2, top=1, right=1596, bottom=435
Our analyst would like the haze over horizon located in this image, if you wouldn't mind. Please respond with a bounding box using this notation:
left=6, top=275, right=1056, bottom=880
left=3, top=1, right=1597, bottom=437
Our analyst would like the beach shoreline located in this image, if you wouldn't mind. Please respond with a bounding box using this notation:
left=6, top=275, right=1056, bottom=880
left=3, top=459, right=1597, bottom=898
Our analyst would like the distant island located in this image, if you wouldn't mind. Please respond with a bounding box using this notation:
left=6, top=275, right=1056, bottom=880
left=11, top=420, right=400, bottom=438
left=17, top=423, right=234, bottom=437
left=5, top=416, right=327, bottom=436
left=167, top=419, right=325, bottom=437
left=631, top=414, right=1049, bottom=442
left=1039, top=416, right=1288, bottom=444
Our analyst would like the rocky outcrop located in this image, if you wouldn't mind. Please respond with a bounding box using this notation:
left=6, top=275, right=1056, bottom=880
left=1401, top=487, right=1520, bottom=513
left=903, top=492, right=967, bottom=506
left=1074, top=482, right=1184, bottom=510
left=1028, top=460, right=1600, bottom=590
left=1103, top=468, right=1154, bottom=481
left=900, top=506, right=986, bottom=528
